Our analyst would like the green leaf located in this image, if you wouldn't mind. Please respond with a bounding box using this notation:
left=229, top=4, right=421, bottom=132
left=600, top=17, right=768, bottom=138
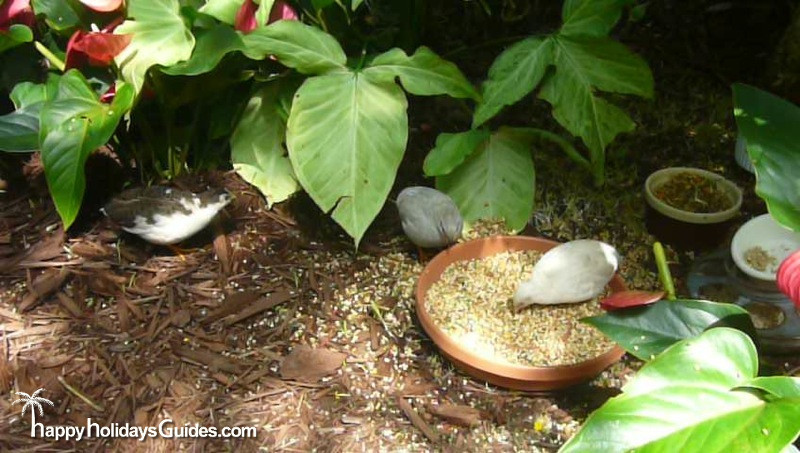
left=254, top=0, right=275, bottom=28
left=32, top=0, right=83, bottom=31
left=472, top=37, right=554, bottom=128
left=311, top=0, right=335, bottom=10
left=115, top=0, right=196, bottom=94
left=351, top=0, right=364, bottom=10
left=364, top=46, right=479, bottom=100
left=423, top=129, right=489, bottom=177
left=242, top=20, right=347, bottom=74
left=733, top=83, right=800, bottom=232
left=741, top=376, right=800, bottom=399
left=562, top=328, right=800, bottom=453
left=538, top=35, right=652, bottom=183
left=0, top=75, right=61, bottom=152
left=162, top=25, right=245, bottom=76
left=286, top=71, right=408, bottom=244
left=0, top=104, right=41, bottom=152
left=560, top=0, right=627, bottom=38
left=0, top=24, right=33, bottom=54
left=38, top=71, right=135, bottom=228
left=198, top=0, right=244, bottom=24
left=436, top=127, right=535, bottom=231
left=583, top=299, right=755, bottom=361
left=10, top=74, right=60, bottom=108
left=232, top=82, right=300, bottom=207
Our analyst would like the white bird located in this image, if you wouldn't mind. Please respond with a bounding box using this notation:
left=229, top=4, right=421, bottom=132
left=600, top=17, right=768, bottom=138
left=513, top=239, right=620, bottom=309
left=101, top=186, right=233, bottom=245
left=396, top=186, right=463, bottom=249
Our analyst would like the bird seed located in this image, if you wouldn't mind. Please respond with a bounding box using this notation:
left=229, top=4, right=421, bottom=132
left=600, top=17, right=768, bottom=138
left=425, top=250, right=614, bottom=367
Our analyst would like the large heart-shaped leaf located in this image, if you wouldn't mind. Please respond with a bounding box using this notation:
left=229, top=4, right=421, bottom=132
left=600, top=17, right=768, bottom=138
left=560, top=0, right=628, bottom=38
left=162, top=24, right=245, bottom=76
left=286, top=71, right=408, bottom=244
left=733, top=83, right=800, bottom=232
left=38, top=71, right=134, bottom=228
left=436, top=127, right=535, bottom=231
left=561, top=328, right=800, bottom=453
left=582, top=299, right=755, bottom=361
left=198, top=0, right=244, bottom=24
left=31, top=0, right=83, bottom=31
left=363, top=46, right=478, bottom=100
left=0, top=74, right=60, bottom=152
left=241, top=20, right=346, bottom=75
left=232, top=81, right=300, bottom=207
left=538, top=35, right=652, bottom=183
left=0, top=23, right=32, bottom=53
left=472, top=37, right=554, bottom=128
left=423, top=129, right=489, bottom=177
left=114, top=0, right=196, bottom=94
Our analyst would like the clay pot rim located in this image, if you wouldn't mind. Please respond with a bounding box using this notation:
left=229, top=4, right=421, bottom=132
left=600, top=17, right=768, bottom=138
left=644, top=167, right=742, bottom=225
left=416, top=235, right=625, bottom=386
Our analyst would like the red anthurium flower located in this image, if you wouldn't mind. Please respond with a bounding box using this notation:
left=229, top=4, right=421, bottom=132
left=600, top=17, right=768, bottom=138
left=235, top=0, right=297, bottom=33
left=79, top=0, right=124, bottom=13
left=0, top=0, right=34, bottom=30
left=65, top=21, right=131, bottom=69
left=100, top=83, right=116, bottom=103
left=777, top=250, right=800, bottom=308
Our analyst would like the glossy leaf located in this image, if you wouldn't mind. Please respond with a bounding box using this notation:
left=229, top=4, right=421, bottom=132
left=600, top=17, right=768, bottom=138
left=583, top=299, right=755, bottom=361
left=560, top=0, right=628, bottom=38
left=232, top=81, right=300, bottom=207
left=351, top=0, right=364, bottom=10
left=364, top=46, right=479, bottom=100
left=198, top=0, right=244, bottom=24
left=538, top=35, right=652, bottom=183
left=114, top=0, right=196, bottom=94
left=562, top=328, right=800, bottom=453
left=0, top=74, right=60, bottom=152
left=436, top=127, right=535, bottom=232
left=0, top=24, right=32, bottom=53
left=423, top=129, right=489, bottom=177
left=286, top=71, right=408, bottom=244
left=472, top=37, right=554, bottom=128
left=733, top=83, right=800, bottom=232
left=31, top=0, right=82, bottom=31
left=241, top=20, right=346, bottom=74
left=742, top=376, right=800, bottom=399
left=162, top=24, right=245, bottom=76
left=600, top=290, right=664, bottom=311
left=38, top=71, right=134, bottom=228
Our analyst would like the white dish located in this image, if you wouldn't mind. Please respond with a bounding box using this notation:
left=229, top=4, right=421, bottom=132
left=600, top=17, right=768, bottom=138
left=731, top=214, right=800, bottom=281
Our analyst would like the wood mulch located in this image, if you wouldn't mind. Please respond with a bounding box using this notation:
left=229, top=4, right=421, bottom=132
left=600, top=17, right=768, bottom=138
left=0, top=172, right=635, bottom=452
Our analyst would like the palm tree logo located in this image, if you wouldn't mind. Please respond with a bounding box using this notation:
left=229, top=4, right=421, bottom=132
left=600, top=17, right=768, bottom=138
left=12, top=388, right=54, bottom=436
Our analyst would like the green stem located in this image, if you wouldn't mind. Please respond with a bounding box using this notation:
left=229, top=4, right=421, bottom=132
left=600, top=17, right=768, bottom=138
left=653, top=241, right=676, bottom=300
left=524, top=128, right=591, bottom=171
left=34, top=41, right=65, bottom=72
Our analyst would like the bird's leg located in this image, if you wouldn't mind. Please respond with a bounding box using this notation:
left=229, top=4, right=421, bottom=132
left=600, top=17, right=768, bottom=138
left=166, top=244, right=195, bottom=262
left=417, top=246, right=429, bottom=263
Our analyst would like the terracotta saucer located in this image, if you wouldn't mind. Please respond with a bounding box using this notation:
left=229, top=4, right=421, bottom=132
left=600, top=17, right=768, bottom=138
left=416, top=236, right=626, bottom=391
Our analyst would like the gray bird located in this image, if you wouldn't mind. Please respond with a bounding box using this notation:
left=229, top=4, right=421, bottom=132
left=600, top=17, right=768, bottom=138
left=513, top=239, right=620, bottom=309
left=396, top=186, right=463, bottom=251
left=101, top=186, right=232, bottom=245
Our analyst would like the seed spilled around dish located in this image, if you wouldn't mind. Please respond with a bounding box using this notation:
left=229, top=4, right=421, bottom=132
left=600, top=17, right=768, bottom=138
left=425, top=250, right=614, bottom=367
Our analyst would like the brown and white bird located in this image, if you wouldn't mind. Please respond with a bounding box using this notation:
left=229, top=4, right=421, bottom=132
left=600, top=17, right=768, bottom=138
left=513, top=239, right=620, bottom=309
left=101, top=186, right=232, bottom=245
left=396, top=186, right=463, bottom=252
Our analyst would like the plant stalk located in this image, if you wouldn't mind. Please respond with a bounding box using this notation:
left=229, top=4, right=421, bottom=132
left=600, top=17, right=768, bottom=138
left=34, top=41, right=65, bottom=72
left=653, top=241, right=676, bottom=300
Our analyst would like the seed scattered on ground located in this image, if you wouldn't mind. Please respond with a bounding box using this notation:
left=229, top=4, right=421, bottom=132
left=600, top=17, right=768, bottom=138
left=425, top=250, right=614, bottom=367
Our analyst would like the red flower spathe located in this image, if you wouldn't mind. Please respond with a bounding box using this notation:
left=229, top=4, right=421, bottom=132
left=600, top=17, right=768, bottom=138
left=0, top=0, right=34, bottom=31
left=235, top=0, right=297, bottom=34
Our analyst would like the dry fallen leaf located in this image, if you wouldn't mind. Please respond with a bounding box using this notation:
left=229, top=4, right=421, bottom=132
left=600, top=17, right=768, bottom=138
left=427, top=403, right=483, bottom=427
left=279, top=345, right=346, bottom=383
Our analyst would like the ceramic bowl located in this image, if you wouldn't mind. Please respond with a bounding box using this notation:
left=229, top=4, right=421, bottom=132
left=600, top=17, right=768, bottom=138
left=415, top=236, right=626, bottom=391
left=644, top=167, right=743, bottom=249
left=731, top=214, right=800, bottom=281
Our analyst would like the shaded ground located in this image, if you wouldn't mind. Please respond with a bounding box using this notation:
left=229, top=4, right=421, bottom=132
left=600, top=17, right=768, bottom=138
left=2, top=1, right=800, bottom=452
